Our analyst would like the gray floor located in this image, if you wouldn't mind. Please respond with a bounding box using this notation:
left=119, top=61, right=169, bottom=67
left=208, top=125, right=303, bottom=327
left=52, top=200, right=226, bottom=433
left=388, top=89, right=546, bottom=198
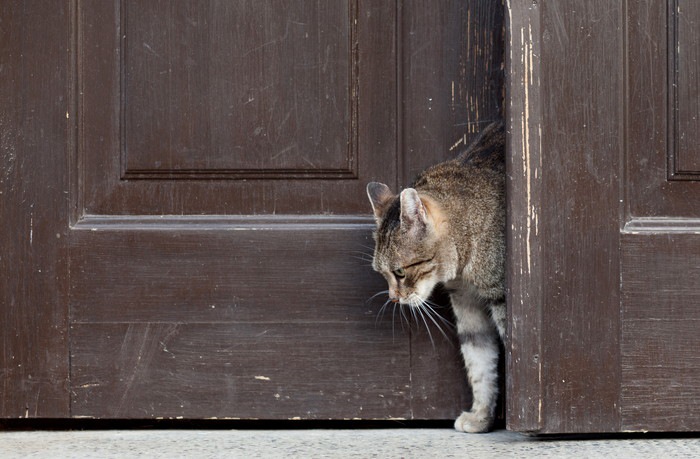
left=2, top=429, right=700, bottom=458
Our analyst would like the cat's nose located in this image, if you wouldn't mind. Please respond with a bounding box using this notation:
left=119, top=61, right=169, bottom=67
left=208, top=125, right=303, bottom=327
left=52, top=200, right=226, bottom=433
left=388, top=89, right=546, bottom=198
left=389, top=288, right=400, bottom=303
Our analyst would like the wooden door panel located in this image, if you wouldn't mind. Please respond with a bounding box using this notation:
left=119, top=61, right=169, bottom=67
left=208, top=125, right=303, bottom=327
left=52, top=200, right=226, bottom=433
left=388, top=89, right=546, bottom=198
left=622, top=235, right=700, bottom=432
left=508, top=0, right=700, bottom=433
left=672, top=0, right=700, bottom=177
left=70, top=223, right=382, bottom=323
left=71, top=321, right=411, bottom=419
left=621, top=238, right=700, bottom=431
left=63, top=0, right=505, bottom=420
left=507, top=0, right=624, bottom=434
left=70, top=0, right=406, bottom=419
left=622, top=0, right=700, bottom=431
left=123, top=1, right=353, bottom=176
left=626, top=0, right=700, bottom=218
left=77, top=0, right=393, bottom=216
left=2, top=0, right=503, bottom=421
left=0, top=0, right=71, bottom=418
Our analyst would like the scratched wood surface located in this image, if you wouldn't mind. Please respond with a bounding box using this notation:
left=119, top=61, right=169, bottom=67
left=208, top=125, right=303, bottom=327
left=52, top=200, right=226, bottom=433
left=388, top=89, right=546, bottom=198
left=507, top=0, right=623, bottom=433
left=76, top=0, right=394, bottom=217
left=505, top=0, right=544, bottom=434
left=620, top=0, right=700, bottom=432
left=508, top=0, right=700, bottom=433
left=0, top=1, right=71, bottom=418
left=66, top=0, right=506, bottom=420
left=0, top=0, right=506, bottom=421
left=621, top=234, right=700, bottom=431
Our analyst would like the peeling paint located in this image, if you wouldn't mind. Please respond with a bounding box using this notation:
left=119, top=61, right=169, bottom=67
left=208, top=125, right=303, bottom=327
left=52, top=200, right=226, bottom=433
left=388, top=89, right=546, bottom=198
left=449, top=136, right=465, bottom=152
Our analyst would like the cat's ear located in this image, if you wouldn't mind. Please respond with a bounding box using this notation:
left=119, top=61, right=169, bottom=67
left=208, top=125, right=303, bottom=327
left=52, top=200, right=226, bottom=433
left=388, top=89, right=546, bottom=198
left=366, top=182, right=394, bottom=222
left=399, top=188, right=428, bottom=229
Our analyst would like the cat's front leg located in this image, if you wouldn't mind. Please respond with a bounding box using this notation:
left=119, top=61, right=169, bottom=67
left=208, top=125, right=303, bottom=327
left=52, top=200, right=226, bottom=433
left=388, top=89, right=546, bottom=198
left=451, top=294, right=500, bottom=433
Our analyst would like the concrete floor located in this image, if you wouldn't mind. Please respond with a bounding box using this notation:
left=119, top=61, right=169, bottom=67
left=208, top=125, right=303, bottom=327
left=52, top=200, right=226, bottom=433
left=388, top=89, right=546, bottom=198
left=1, top=428, right=700, bottom=458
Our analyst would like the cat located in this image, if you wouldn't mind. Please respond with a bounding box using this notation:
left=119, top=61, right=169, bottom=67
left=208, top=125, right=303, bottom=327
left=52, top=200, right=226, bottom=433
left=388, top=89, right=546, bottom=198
left=366, top=121, right=505, bottom=433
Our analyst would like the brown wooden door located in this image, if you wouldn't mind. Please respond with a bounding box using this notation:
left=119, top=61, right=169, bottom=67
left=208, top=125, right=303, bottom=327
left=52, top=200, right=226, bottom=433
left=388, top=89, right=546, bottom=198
left=507, top=0, right=700, bottom=434
left=1, top=1, right=503, bottom=420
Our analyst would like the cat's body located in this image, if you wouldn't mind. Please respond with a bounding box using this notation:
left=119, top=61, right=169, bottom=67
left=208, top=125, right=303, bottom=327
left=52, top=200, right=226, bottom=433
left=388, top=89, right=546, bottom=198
left=366, top=121, right=505, bottom=433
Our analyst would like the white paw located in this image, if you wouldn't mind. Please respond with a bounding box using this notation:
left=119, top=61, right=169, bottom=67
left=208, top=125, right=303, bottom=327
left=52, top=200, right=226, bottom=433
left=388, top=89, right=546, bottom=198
left=454, top=411, right=493, bottom=433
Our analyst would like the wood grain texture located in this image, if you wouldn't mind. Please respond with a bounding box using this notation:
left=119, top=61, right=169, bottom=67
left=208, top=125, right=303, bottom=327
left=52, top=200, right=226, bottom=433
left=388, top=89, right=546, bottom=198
left=400, top=0, right=504, bottom=185
left=0, top=1, right=70, bottom=417
left=122, top=1, right=355, bottom=178
left=71, top=322, right=411, bottom=419
left=672, top=0, right=700, bottom=177
left=506, top=0, right=623, bottom=433
left=76, top=0, right=396, bottom=216
left=69, top=224, right=416, bottom=419
left=68, top=0, right=507, bottom=421
left=627, top=0, right=700, bottom=213
left=539, top=0, right=622, bottom=434
left=621, top=234, right=700, bottom=431
left=621, top=1, right=700, bottom=431
left=70, top=226, right=385, bottom=324
left=505, top=0, right=544, bottom=434
left=1, top=0, right=507, bottom=421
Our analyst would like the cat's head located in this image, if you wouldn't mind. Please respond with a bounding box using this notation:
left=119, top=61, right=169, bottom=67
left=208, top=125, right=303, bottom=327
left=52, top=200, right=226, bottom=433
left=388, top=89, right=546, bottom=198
left=366, top=182, right=457, bottom=306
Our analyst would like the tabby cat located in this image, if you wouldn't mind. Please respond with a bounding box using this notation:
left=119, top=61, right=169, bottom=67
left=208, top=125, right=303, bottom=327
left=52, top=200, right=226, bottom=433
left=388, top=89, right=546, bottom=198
left=366, top=121, right=505, bottom=433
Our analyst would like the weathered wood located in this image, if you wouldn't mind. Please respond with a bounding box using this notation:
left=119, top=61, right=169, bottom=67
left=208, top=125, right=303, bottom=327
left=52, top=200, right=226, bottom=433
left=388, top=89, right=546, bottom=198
left=76, top=0, right=395, bottom=216
left=621, top=235, right=700, bottom=432
left=506, top=0, right=623, bottom=433
left=70, top=226, right=385, bottom=324
left=122, top=2, right=354, bottom=178
left=620, top=0, right=700, bottom=432
left=71, top=322, right=411, bottom=419
left=671, top=0, right=700, bottom=178
left=66, top=0, right=507, bottom=420
left=0, top=1, right=70, bottom=417
left=508, top=0, right=700, bottom=434
left=626, top=0, right=700, bottom=213
left=621, top=222, right=700, bottom=440
left=4, top=0, right=507, bottom=422
left=505, top=0, right=544, bottom=434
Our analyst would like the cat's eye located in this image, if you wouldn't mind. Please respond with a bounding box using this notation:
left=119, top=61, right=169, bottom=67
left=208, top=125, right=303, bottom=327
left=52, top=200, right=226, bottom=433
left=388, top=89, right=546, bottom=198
left=393, top=268, right=406, bottom=278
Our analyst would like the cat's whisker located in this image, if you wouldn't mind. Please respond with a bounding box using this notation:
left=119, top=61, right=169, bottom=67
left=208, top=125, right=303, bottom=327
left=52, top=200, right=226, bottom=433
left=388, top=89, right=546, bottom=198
left=405, top=295, right=453, bottom=346
left=399, top=303, right=410, bottom=331
left=349, top=253, right=374, bottom=260
left=413, top=301, right=436, bottom=347
left=367, top=290, right=390, bottom=305
left=348, top=255, right=375, bottom=266
left=355, top=243, right=377, bottom=252
left=418, top=302, right=452, bottom=342
left=375, top=298, right=392, bottom=324
left=420, top=300, right=455, bottom=329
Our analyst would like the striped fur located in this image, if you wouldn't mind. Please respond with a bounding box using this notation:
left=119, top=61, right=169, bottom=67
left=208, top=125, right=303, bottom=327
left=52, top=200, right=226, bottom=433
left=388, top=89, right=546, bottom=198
left=367, top=121, right=506, bottom=433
